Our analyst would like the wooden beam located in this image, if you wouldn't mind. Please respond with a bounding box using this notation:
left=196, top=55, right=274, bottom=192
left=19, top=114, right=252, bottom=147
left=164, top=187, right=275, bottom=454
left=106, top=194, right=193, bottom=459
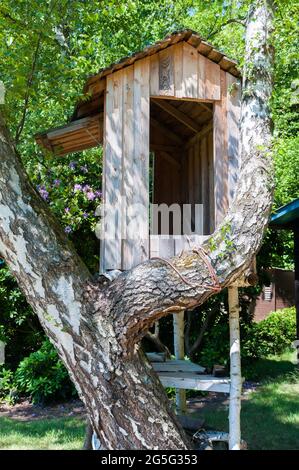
left=185, top=121, right=213, bottom=149
left=151, top=118, right=183, bottom=145
left=159, top=151, right=181, bottom=169
left=199, top=102, right=213, bottom=114
left=228, top=286, right=242, bottom=451
left=150, top=144, right=182, bottom=153
left=152, top=98, right=201, bottom=133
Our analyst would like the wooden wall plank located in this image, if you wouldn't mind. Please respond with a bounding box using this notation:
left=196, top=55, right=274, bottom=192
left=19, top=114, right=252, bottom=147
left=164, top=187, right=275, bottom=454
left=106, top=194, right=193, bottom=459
left=208, top=129, right=215, bottom=233
left=158, top=48, right=174, bottom=96
left=173, top=43, right=184, bottom=98
left=226, top=74, right=241, bottom=205
left=150, top=54, right=159, bottom=96
left=102, top=70, right=124, bottom=270
left=205, top=58, right=221, bottom=100
left=122, top=65, right=135, bottom=270
left=193, top=140, right=202, bottom=234
left=200, top=136, right=209, bottom=235
left=182, top=43, right=198, bottom=98
left=131, top=57, right=150, bottom=266
left=213, top=70, right=228, bottom=228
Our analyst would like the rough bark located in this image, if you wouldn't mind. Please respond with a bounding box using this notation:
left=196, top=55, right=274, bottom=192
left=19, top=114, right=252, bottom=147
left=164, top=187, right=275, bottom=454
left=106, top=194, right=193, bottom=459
left=0, top=0, right=274, bottom=450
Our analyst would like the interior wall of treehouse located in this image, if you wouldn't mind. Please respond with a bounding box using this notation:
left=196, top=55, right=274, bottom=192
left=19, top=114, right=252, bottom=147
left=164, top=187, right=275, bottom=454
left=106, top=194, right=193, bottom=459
left=182, top=128, right=214, bottom=235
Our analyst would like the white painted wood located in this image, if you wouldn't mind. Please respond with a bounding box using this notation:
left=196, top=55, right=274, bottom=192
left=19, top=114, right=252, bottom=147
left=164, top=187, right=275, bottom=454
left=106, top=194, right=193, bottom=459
left=152, top=360, right=205, bottom=373
left=158, top=373, right=230, bottom=393
left=228, top=286, right=242, bottom=450
left=173, top=312, right=186, bottom=412
left=226, top=74, right=241, bottom=205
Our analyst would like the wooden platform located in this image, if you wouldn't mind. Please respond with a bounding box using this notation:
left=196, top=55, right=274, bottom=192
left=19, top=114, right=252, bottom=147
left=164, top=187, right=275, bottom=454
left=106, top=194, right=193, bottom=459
left=149, top=358, right=230, bottom=394
left=157, top=372, right=230, bottom=393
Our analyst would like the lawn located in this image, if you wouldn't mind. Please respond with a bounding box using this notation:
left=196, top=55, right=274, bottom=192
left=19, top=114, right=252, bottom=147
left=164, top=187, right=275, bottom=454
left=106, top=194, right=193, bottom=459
left=0, top=351, right=298, bottom=450
left=197, top=350, right=299, bottom=450
left=0, top=416, right=85, bottom=450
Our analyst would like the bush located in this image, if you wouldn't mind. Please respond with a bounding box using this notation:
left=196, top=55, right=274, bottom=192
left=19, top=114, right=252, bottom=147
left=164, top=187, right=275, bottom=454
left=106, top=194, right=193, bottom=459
left=242, top=307, right=296, bottom=360
left=0, top=366, right=17, bottom=404
left=15, top=340, right=77, bottom=404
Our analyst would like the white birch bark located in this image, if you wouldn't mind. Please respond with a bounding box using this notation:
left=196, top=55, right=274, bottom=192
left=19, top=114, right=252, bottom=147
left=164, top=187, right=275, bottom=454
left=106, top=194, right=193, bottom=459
left=228, top=286, right=242, bottom=450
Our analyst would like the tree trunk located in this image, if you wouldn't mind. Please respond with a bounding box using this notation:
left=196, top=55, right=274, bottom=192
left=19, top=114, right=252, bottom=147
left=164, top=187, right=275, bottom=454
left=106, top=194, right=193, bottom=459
left=228, top=286, right=242, bottom=450
left=0, top=0, right=274, bottom=450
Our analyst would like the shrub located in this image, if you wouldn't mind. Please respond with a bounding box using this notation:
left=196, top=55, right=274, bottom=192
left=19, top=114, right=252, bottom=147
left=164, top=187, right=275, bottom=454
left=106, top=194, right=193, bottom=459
left=242, top=307, right=296, bottom=360
left=15, top=339, right=77, bottom=404
left=0, top=366, right=17, bottom=404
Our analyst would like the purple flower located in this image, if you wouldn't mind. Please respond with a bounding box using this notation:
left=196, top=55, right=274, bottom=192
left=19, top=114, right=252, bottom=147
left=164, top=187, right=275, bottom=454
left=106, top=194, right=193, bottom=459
left=95, top=190, right=102, bottom=199
left=80, top=165, right=88, bottom=173
left=83, top=184, right=91, bottom=193
left=86, top=191, right=95, bottom=201
left=37, top=185, right=49, bottom=201
left=64, top=226, right=72, bottom=234
left=53, top=179, right=61, bottom=187
left=74, top=183, right=82, bottom=192
left=83, top=212, right=89, bottom=219
left=69, top=161, right=77, bottom=170
left=65, top=207, right=70, bottom=213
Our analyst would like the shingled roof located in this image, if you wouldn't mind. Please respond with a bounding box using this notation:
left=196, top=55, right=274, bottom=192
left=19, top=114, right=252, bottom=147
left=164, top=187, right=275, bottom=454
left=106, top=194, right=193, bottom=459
left=85, top=29, right=240, bottom=89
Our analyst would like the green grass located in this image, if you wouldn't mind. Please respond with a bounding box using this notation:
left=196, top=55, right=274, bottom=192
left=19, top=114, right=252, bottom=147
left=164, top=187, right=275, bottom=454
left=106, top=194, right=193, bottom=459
left=197, top=350, right=299, bottom=450
left=0, top=351, right=298, bottom=450
left=0, top=416, right=85, bottom=450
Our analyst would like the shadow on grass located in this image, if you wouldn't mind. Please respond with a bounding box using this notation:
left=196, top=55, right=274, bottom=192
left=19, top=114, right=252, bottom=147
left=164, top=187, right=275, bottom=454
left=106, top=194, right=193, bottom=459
left=244, top=352, right=297, bottom=381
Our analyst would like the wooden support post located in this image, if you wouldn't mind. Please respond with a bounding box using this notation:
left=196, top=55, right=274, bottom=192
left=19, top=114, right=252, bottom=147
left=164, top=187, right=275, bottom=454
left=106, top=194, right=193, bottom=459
left=173, top=311, right=186, bottom=413
left=228, top=286, right=241, bottom=450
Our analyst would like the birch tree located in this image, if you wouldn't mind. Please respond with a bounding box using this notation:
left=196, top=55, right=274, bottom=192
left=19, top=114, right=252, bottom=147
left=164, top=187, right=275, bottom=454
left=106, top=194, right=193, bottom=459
left=0, top=0, right=274, bottom=449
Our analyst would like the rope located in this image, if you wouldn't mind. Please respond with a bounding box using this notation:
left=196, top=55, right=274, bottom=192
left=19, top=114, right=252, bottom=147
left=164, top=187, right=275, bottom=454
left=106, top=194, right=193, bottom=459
left=151, top=246, right=221, bottom=293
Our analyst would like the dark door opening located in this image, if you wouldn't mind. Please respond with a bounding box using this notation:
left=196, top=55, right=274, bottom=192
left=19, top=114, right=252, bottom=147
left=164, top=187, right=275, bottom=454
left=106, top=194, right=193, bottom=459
left=149, top=98, right=214, bottom=236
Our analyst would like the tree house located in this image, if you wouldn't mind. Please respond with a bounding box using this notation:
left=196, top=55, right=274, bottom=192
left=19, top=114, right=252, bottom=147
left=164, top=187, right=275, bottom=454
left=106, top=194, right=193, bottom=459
left=36, top=30, right=241, bottom=274
left=36, top=30, right=243, bottom=449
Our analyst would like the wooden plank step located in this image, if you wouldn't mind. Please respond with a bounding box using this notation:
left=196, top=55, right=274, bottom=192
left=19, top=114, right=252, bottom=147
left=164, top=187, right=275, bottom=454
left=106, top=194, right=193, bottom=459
left=152, top=360, right=205, bottom=373
left=158, top=372, right=230, bottom=393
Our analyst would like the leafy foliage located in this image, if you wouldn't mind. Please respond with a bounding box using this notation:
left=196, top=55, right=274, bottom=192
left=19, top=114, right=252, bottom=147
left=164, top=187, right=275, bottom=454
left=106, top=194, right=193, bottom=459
left=14, top=340, right=76, bottom=404
left=193, top=306, right=296, bottom=369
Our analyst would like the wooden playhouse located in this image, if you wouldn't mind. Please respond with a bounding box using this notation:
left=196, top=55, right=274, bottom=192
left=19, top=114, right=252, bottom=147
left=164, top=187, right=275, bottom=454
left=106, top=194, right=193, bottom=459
left=36, top=30, right=244, bottom=449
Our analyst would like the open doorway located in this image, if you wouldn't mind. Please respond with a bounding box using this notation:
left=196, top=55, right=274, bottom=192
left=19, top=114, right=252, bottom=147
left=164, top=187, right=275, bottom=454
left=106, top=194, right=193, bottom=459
left=150, top=98, right=214, bottom=238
